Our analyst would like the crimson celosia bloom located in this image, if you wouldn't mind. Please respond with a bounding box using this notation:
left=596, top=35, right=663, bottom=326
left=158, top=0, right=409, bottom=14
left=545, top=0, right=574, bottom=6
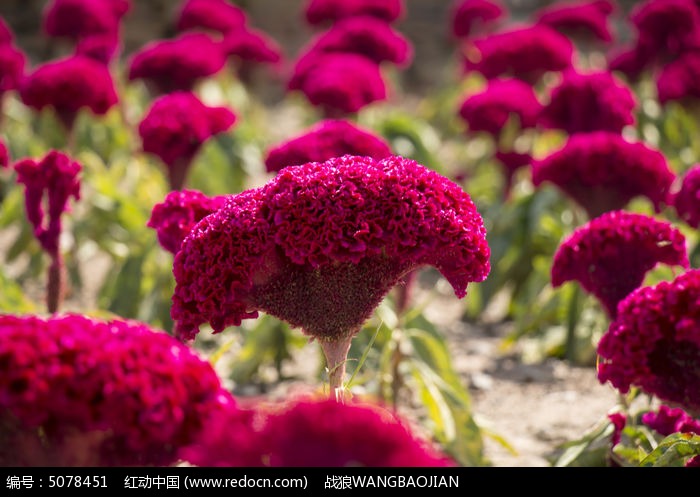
left=606, top=45, right=650, bottom=82
left=450, top=0, right=505, bottom=39
left=539, top=69, right=637, bottom=134
left=288, top=52, right=387, bottom=116
left=551, top=210, right=689, bottom=318
left=608, top=412, right=627, bottom=447
left=0, top=41, right=25, bottom=96
left=303, top=15, right=413, bottom=66
left=0, top=139, right=8, bottom=169
left=127, top=33, right=227, bottom=95
left=75, top=32, right=120, bottom=64
left=672, top=165, right=700, bottom=229
left=655, top=52, right=700, bottom=104
left=458, top=78, right=542, bottom=137
left=533, top=0, right=615, bottom=44
left=0, top=313, right=235, bottom=467
left=222, top=26, right=283, bottom=65
left=19, top=54, right=117, bottom=131
left=147, top=189, right=228, bottom=255
left=597, top=268, right=700, bottom=415
left=264, top=119, right=392, bottom=173
left=138, top=91, right=237, bottom=191
left=463, top=24, right=574, bottom=82
left=0, top=17, right=14, bottom=45
left=304, top=0, right=404, bottom=26
left=43, top=0, right=130, bottom=40
left=175, top=0, right=247, bottom=36
left=531, top=132, right=676, bottom=219
left=642, top=405, right=700, bottom=436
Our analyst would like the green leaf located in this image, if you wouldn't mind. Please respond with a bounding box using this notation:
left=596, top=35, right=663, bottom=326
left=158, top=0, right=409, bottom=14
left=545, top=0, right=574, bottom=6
left=639, top=433, right=700, bottom=467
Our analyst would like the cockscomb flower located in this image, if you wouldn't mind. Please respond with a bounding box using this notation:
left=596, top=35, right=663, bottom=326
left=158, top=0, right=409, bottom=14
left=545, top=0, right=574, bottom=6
left=606, top=44, right=651, bottom=82
left=538, top=69, right=637, bottom=134
left=458, top=78, right=543, bottom=137
left=288, top=52, right=387, bottom=117
left=75, top=32, right=120, bottom=64
left=655, top=51, right=700, bottom=105
left=127, top=32, right=227, bottom=95
left=642, top=405, right=700, bottom=437
left=138, top=91, right=237, bottom=191
left=551, top=210, right=689, bottom=318
left=533, top=0, right=616, bottom=44
left=672, top=165, right=700, bottom=229
left=531, top=131, right=676, bottom=219
left=222, top=26, right=283, bottom=65
left=0, top=17, right=14, bottom=45
left=264, top=119, right=392, bottom=173
left=0, top=41, right=25, bottom=97
left=0, top=313, right=235, bottom=467
left=303, top=15, right=413, bottom=67
left=463, top=24, right=574, bottom=83
left=175, top=0, right=247, bottom=36
left=304, top=0, right=404, bottom=26
left=450, top=0, right=505, bottom=39
left=171, top=154, right=490, bottom=397
left=0, top=139, right=9, bottom=169
left=597, top=268, right=700, bottom=416
left=147, top=189, right=228, bottom=255
left=43, top=0, right=130, bottom=40
left=19, top=54, right=117, bottom=132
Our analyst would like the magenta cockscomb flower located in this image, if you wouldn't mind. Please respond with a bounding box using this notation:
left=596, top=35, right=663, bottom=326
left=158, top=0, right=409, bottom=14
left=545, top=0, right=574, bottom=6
left=303, top=15, right=413, bottom=67
left=463, top=24, right=574, bottom=83
left=75, top=32, right=120, bottom=64
left=607, top=45, right=651, bottom=82
left=642, top=405, right=700, bottom=437
left=655, top=52, right=700, bottom=105
left=450, top=0, right=505, bottom=39
left=264, top=119, right=392, bottom=173
left=672, top=165, right=700, bottom=229
left=288, top=52, right=387, bottom=117
left=0, top=17, right=14, bottom=45
left=43, top=0, right=130, bottom=40
left=531, top=132, right=676, bottom=219
left=222, top=26, right=283, bottom=65
left=19, top=54, right=117, bottom=132
left=0, top=41, right=25, bottom=97
left=458, top=78, right=543, bottom=137
left=539, top=69, right=637, bottom=135
left=533, top=0, right=616, bottom=44
left=0, top=313, right=235, bottom=467
left=0, top=139, right=9, bottom=169
left=175, top=0, right=247, bottom=36
left=597, top=268, right=700, bottom=416
left=127, top=32, right=227, bottom=95
left=138, top=91, right=237, bottom=191
left=171, top=155, right=490, bottom=397
left=147, top=189, right=228, bottom=255
left=551, top=210, right=689, bottom=318
left=304, top=0, right=404, bottom=26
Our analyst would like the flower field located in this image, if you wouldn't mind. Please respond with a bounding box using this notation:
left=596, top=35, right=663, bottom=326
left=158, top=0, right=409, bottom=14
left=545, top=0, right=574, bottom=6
left=0, top=0, right=700, bottom=468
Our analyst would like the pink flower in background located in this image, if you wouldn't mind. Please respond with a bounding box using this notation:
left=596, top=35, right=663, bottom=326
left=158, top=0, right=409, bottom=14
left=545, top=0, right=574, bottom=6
left=147, top=189, right=228, bottom=255
left=43, top=0, right=130, bottom=40
left=75, top=32, right=120, bottom=64
left=642, top=405, right=700, bottom=436
left=450, top=0, right=505, bottom=39
left=19, top=54, right=117, bottom=131
left=138, top=91, right=237, bottom=191
left=551, top=210, right=689, bottom=318
left=0, top=41, right=25, bottom=96
left=0, top=313, right=235, bottom=467
left=127, top=32, right=227, bottom=95
left=463, top=24, right=574, bottom=83
left=304, top=0, right=404, bottom=26
left=222, top=26, right=283, bottom=65
left=458, top=78, right=543, bottom=137
left=264, top=119, right=392, bottom=173
left=597, top=268, right=700, bottom=416
left=608, top=412, right=627, bottom=446
left=288, top=52, right=387, bottom=116
left=672, top=165, right=700, bottom=229
left=0, top=17, right=15, bottom=45
left=176, top=0, right=247, bottom=36
left=655, top=52, right=700, bottom=104
left=607, top=44, right=651, bottom=82
left=0, top=139, right=9, bottom=169
left=539, top=69, right=637, bottom=134
left=533, top=0, right=616, bottom=44
left=494, top=150, right=532, bottom=197
left=531, top=132, right=676, bottom=219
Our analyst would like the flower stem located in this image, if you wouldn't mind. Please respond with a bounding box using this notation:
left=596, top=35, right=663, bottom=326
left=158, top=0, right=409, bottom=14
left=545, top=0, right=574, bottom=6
left=46, top=252, right=66, bottom=314
left=319, top=336, right=353, bottom=402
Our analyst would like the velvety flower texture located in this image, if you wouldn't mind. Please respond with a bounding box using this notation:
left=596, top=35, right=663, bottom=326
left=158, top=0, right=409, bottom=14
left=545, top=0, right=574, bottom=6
left=14, top=150, right=81, bottom=256
left=43, top=0, right=130, bottom=40
left=176, top=0, right=247, bottom=36
left=264, top=119, right=392, bottom=173
left=533, top=0, right=615, bottom=44
left=127, top=33, right=227, bottom=95
left=147, top=189, right=228, bottom=255
left=538, top=69, right=637, bottom=135
left=551, top=210, right=689, bottom=318
left=656, top=52, right=700, bottom=104
left=19, top=54, right=118, bottom=131
left=171, top=154, right=490, bottom=342
left=672, top=165, right=700, bottom=229
left=181, top=396, right=455, bottom=467
left=458, top=78, right=543, bottom=137
left=304, top=0, right=404, bottom=26
left=531, top=131, right=676, bottom=219
left=463, top=24, right=574, bottom=83
left=138, top=91, right=237, bottom=191
left=0, top=313, right=234, bottom=467
left=597, top=268, right=700, bottom=415
left=288, top=52, right=387, bottom=116
left=451, top=0, right=505, bottom=39
left=642, top=405, right=700, bottom=437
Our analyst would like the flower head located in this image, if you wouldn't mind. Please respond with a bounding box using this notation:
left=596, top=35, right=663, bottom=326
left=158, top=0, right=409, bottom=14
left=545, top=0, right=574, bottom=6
left=655, top=52, right=700, bottom=105
left=43, top=0, right=130, bottom=40
left=147, top=189, right=228, bottom=255
left=19, top=54, right=118, bottom=131
left=534, top=0, right=616, bottom=44
left=0, top=139, right=9, bottom=169
left=641, top=405, right=700, bottom=437
left=304, top=0, right=404, bottom=26
left=127, top=33, right=227, bottom=95
left=171, top=154, right=490, bottom=342
left=551, top=210, right=689, bottom=318
left=222, top=26, right=283, bottom=65
left=450, top=0, right=505, bottom=39
left=531, top=132, right=676, bottom=219
left=75, top=32, right=120, bottom=64
left=0, top=41, right=25, bottom=95
left=0, top=17, right=15, bottom=45
left=597, top=268, right=700, bottom=415
left=672, top=164, right=700, bottom=229
left=0, top=313, right=234, bottom=467
left=539, top=69, right=637, bottom=134
left=264, top=119, right=392, bottom=173
left=176, top=0, right=247, bottom=36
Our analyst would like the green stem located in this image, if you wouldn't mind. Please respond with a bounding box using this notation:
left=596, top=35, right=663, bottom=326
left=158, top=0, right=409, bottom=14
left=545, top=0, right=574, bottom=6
left=565, top=285, right=581, bottom=363
left=318, top=335, right=353, bottom=402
